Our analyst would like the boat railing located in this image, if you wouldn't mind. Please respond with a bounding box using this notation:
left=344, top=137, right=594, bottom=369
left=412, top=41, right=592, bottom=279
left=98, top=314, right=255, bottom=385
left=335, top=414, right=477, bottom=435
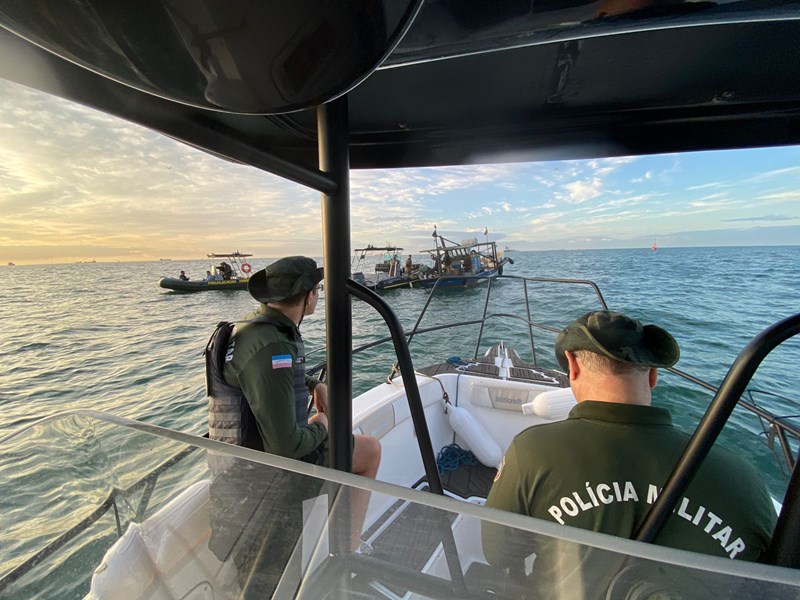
left=306, top=275, right=799, bottom=475
left=410, top=274, right=609, bottom=364
left=667, top=367, right=800, bottom=478
left=5, top=412, right=799, bottom=598
left=308, top=274, right=607, bottom=370
left=346, top=280, right=444, bottom=496
left=637, top=313, right=800, bottom=568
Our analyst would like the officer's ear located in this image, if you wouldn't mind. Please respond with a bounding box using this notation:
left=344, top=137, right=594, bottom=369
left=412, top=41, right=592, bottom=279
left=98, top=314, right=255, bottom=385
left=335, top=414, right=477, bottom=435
left=648, top=367, right=658, bottom=389
left=565, top=351, right=581, bottom=382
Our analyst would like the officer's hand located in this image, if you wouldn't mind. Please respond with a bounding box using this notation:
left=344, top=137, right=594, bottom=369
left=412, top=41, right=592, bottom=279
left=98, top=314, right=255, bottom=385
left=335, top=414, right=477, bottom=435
left=309, top=411, right=328, bottom=431
left=313, top=383, right=328, bottom=415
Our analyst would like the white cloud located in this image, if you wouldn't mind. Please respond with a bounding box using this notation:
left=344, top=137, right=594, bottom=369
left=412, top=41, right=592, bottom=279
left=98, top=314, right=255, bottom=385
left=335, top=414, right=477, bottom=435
left=562, top=178, right=603, bottom=203
left=631, top=170, right=655, bottom=183
left=744, top=166, right=800, bottom=183
left=687, top=181, right=726, bottom=190
left=755, top=190, right=800, bottom=203
left=689, top=192, right=729, bottom=205
left=601, top=194, right=654, bottom=208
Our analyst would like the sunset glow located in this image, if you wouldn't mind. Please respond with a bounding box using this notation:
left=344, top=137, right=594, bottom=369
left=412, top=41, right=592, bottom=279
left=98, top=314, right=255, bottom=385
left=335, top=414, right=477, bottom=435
left=1, top=80, right=798, bottom=266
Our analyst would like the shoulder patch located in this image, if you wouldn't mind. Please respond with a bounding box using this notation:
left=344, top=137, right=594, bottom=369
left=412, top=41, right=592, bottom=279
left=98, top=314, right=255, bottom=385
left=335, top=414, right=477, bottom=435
left=494, top=455, right=506, bottom=482
left=272, top=354, right=293, bottom=369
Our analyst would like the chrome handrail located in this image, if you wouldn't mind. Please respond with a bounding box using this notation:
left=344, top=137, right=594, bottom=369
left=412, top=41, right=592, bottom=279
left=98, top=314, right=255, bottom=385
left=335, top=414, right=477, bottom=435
left=307, top=275, right=799, bottom=475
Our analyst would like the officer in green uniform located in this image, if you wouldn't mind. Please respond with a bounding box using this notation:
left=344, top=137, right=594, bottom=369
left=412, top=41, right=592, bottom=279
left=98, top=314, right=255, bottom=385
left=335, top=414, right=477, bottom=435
left=483, top=310, right=775, bottom=577
left=208, top=257, right=380, bottom=596
left=223, top=256, right=380, bottom=476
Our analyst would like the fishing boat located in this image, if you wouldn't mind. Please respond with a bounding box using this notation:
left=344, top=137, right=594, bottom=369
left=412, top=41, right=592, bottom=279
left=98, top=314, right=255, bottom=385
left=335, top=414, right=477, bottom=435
left=352, top=245, right=421, bottom=291
left=158, top=252, right=253, bottom=292
left=418, top=231, right=512, bottom=289
left=1, top=1, right=800, bottom=599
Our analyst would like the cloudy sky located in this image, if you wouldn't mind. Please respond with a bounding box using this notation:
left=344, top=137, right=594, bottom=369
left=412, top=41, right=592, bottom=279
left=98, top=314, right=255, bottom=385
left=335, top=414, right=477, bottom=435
left=1, top=79, right=799, bottom=265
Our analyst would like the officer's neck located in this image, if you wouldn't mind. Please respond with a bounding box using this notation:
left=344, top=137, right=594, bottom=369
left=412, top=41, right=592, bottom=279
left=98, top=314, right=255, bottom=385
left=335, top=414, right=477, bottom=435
left=266, top=302, right=304, bottom=326
left=573, top=372, right=653, bottom=406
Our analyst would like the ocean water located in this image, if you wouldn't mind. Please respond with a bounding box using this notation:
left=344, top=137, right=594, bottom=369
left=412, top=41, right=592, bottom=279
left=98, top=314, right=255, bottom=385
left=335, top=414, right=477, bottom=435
left=0, top=246, right=798, bottom=593
left=1, top=247, right=798, bottom=457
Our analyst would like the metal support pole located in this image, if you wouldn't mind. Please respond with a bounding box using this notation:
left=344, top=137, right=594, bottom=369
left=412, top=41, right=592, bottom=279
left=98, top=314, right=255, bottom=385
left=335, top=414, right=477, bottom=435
left=635, top=313, right=800, bottom=545
left=318, top=97, right=353, bottom=473
left=347, top=280, right=443, bottom=495
left=762, top=456, right=800, bottom=567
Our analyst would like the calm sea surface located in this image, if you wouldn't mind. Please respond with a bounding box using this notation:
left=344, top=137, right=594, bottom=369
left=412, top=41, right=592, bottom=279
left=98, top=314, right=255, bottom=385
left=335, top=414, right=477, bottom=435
left=1, top=246, right=798, bottom=464
left=0, top=246, right=798, bottom=594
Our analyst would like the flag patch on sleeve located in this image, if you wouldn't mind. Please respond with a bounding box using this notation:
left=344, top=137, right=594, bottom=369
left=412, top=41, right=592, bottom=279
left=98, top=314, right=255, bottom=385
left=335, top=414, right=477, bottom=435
left=271, top=354, right=293, bottom=369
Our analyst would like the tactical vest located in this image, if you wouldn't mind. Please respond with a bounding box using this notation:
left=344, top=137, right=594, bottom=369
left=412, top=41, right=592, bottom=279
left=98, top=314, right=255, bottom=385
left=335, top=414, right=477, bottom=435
left=205, top=316, right=311, bottom=450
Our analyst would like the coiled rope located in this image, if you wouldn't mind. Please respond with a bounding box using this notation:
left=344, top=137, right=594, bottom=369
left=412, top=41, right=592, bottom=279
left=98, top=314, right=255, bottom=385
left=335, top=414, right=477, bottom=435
left=436, top=443, right=478, bottom=474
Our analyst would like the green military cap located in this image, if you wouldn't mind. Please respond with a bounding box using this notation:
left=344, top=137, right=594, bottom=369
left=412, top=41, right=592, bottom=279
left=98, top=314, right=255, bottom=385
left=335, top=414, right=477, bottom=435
left=248, top=256, right=323, bottom=303
left=555, top=310, right=679, bottom=372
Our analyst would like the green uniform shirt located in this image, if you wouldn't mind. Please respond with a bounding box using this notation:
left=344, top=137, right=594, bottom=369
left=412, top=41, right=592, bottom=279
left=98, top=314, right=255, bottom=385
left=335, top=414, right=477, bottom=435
left=223, top=305, right=325, bottom=459
left=484, top=401, right=775, bottom=566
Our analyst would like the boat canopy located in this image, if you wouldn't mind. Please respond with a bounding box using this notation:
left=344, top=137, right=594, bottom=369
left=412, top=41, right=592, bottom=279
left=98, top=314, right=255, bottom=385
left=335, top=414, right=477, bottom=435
left=1, top=1, right=800, bottom=181
left=421, top=241, right=493, bottom=254
left=207, top=252, right=253, bottom=258
left=354, top=246, right=404, bottom=253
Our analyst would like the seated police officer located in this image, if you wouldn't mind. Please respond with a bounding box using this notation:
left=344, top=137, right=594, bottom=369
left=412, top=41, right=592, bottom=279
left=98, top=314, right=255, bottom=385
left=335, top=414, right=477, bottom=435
left=483, top=310, right=775, bottom=572
left=212, top=255, right=380, bottom=476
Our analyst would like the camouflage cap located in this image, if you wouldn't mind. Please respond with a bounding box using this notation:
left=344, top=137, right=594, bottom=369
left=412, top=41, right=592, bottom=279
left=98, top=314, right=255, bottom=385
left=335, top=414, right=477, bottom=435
left=248, top=256, right=323, bottom=303
left=555, top=310, right=679, bottom=372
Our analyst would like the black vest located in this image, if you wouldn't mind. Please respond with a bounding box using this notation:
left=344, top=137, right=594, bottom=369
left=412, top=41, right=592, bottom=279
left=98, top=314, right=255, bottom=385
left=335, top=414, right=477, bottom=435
left=205, top=316, right=310, bottom=450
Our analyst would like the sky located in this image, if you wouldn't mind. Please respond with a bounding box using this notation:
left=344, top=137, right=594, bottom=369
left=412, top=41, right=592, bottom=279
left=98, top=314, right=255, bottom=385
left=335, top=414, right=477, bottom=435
left=1, top=79, right=799, bottom=265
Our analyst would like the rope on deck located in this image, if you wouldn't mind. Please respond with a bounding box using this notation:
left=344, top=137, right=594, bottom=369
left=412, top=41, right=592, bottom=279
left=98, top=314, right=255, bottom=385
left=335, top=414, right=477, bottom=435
left=436, top=443, right=478, bottom=474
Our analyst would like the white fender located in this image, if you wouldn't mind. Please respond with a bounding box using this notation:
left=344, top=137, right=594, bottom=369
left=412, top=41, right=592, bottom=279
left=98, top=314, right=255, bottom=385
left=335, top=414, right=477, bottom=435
left=447, top=405, right=503, bottom=468
left=522, top=387, right=576, bottom=420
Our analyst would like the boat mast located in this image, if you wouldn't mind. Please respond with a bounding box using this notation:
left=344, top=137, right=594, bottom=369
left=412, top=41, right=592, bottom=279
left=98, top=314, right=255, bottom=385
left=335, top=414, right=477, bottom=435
left=318, top=97, right=353, bottom=473
left=431, top=225, right=440, bottom=271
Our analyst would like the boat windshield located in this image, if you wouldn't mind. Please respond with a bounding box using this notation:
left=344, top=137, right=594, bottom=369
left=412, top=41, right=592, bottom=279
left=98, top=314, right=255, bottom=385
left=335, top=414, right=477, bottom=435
left=1, top=412, right=798, bottom=599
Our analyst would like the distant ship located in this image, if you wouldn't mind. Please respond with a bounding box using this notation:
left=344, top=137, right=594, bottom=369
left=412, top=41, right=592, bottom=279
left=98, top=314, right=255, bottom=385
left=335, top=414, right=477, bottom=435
left=503, top=245, right=516, bottom=252
left=7, top=261, right=15, bottom=266
left=651, top=239, right=657, bottom=251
